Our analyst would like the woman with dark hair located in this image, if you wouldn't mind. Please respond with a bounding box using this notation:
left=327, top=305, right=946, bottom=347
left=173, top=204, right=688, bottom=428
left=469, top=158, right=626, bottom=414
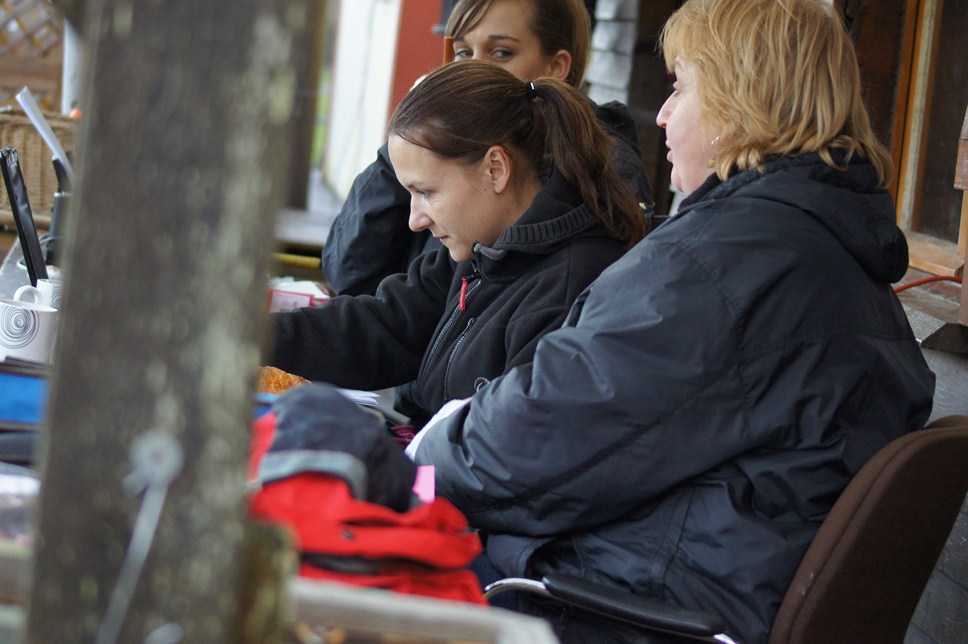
left=321, top=0, right=653, bottom=296
left=271, top=60, right=643, bottom=429
left=406, top=0, right=935, bottom=641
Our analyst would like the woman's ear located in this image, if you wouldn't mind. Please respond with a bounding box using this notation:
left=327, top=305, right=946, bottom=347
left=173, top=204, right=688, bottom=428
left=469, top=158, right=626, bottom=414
left=483, top=145, right=513, bottom=194
left=547, top=49, right=572, bottom=81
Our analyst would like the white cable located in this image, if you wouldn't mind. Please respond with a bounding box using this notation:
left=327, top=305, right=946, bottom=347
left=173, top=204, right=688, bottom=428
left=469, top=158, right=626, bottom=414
left=94, top=430, right=183, bottom=644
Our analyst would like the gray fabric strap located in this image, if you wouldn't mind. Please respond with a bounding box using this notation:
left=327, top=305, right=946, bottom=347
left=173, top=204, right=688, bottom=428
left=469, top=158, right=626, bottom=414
left=258, top=449, right=368, bottom=500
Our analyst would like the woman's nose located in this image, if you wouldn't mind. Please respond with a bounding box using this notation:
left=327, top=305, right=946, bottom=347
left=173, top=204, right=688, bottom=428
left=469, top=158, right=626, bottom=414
left=409, top=205, right=431, bottom=232
left=656, top=96, right=671, bottom=128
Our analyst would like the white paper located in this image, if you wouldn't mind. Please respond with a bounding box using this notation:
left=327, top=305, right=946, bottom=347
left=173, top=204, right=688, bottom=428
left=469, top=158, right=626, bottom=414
left=267, top=280, right=330, bottom=312
left=16, top=87, right=75, bottom=182
left=267, top=290, right=313, bottom=313
left=335, top=388, right=381, bottom=407
left=405, top=397, right=470, bottom=460
left=0, top=472, right=40, bottom=496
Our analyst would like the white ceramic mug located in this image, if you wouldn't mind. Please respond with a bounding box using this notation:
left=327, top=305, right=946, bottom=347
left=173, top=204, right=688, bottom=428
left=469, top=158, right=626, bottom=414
left=0, top=299, right=58, bottom=364
left=14, top=277, right=63, bottom=310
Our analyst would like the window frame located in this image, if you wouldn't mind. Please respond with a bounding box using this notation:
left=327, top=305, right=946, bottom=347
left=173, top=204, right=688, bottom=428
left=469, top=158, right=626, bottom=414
left=892, top=0, right=968, bottom=276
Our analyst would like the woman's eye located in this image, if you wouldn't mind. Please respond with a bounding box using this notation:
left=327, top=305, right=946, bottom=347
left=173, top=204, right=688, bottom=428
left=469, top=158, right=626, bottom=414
left=454, top=49, right=472, bottom=60
left=492, top=49, right=513, bottom=60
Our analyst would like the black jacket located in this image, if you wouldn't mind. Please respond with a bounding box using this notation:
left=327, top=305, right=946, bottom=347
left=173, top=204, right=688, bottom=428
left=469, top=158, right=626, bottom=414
left=272, top=170, right=628, bottom=426
left=412, top=154, right=935, bottom=643
left=322, top=100, right=653, bottom=296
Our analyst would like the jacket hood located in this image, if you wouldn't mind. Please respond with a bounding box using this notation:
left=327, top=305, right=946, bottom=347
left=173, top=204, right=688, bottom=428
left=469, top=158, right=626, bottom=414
left=680, top=154, right=908, bottom=284
left=593, top=100, right=643, bottom=157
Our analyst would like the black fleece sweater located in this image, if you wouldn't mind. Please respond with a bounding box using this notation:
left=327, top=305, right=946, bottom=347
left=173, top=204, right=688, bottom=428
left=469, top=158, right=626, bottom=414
left=270, top=169, right=627, bottom=426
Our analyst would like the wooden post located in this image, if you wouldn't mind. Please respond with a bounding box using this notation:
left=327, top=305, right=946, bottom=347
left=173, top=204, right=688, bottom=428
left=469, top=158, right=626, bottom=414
left=24, top=0, right=308, bottom=641
left=285, top=0, right=326, bottom=210
left=956, top=104, right=968, bottom=326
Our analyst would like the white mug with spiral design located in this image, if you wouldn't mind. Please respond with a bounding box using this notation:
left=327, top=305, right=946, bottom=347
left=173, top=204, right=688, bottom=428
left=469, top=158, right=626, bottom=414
left=14, top=277, right=63, bottom=310
left=0, top=298, right=58, bottom=363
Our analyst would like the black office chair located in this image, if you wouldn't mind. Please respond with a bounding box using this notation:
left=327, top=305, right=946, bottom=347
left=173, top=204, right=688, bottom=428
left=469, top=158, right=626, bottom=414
left=485, top=415, right=968, bottom=644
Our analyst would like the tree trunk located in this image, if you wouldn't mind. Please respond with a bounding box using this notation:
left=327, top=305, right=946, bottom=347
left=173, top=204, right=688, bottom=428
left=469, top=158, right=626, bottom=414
left=25, top=0, right=308, bottom=641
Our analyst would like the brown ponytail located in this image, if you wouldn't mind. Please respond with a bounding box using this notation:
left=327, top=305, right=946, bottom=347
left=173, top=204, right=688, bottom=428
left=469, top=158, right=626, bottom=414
left=527, top=76, right=645, bottom=247
left=389, top=60, right=644, bottom=248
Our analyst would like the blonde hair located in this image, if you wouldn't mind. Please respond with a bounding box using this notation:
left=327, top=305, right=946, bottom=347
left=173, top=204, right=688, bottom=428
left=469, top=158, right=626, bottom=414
left=660, top=0, right=892, bottom=186
left=446, top=0, right=591, bottom=87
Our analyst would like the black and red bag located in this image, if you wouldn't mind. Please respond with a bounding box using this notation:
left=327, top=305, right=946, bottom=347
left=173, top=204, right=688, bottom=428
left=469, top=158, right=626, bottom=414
left=248, top=384, right=485, bottom=605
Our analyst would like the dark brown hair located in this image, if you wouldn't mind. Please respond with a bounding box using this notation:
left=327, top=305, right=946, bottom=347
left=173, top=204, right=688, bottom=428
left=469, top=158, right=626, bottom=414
left=445, top=0, right=591, bottom=87
left=389, top=61, right=644, bottom=248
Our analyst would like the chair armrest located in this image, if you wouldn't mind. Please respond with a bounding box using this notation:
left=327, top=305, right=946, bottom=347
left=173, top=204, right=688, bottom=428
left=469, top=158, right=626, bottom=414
left=542, top=573, right=728, bottom=638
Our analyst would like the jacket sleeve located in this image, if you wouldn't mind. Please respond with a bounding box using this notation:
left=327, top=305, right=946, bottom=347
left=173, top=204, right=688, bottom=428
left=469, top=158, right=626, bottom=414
left=502, top=306, right=570, bottom=373
left=322, top=142, right=431, bottom=296
left=270, top=249, right=455, bottom=389
left=413, top=239, right=762, bottom=536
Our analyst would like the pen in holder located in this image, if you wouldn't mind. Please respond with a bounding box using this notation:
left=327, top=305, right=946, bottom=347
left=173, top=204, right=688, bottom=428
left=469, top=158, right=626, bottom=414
left=46, top=156, right=72, bottom=268
left=45, top=190, right=69, bottom=267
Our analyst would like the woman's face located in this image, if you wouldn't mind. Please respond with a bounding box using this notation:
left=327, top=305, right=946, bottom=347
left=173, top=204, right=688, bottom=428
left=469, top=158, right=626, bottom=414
left=657, top=58, right=718, bottom=195
left=389, top=135, right=517, bottom=263
left=452, top=0, right=570, bottom=82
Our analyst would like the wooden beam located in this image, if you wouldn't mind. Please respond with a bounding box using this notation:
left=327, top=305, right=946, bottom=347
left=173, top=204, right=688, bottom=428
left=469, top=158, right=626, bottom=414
left=957, top=104, right=968, bottom=325
left=289, top=576, right=559, bottom=643
left=904, top=232, right=964, bottom=277
left=285, top=0, right=326, bottom=210
left=956, top=104, right=968, bottom=191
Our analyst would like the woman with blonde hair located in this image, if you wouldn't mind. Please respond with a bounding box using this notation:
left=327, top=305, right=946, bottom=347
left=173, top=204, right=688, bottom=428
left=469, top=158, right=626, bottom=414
left=407, top=0, right=934, bottom=641
left=322, top=0, right=653, bottom=296
left=658, top=0, right=892, bottom=192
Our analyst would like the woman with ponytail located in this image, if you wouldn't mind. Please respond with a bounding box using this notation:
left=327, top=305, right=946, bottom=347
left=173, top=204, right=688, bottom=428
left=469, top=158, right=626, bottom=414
left=322, top=0, right=654, bottom=297
left=270, top=61, right=643, bottom=429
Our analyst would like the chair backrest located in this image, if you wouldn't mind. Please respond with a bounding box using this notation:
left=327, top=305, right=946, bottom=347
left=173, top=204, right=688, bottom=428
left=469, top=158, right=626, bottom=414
left=769, top=415, right=968, bottom=644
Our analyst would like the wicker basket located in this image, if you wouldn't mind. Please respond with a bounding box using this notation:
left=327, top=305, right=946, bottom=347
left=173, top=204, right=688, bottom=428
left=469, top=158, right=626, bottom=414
left=0, top=107, right=76, bottom=229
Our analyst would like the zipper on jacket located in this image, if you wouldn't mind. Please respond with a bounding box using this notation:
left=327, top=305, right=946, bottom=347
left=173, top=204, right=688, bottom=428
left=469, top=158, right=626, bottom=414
left=459, top=277, right=470, bottom=311
left=443, top=317, right=476, bottom=400
left=458, top=266, right=482, bottom=312
left=423, top=272, right=483, bottom=372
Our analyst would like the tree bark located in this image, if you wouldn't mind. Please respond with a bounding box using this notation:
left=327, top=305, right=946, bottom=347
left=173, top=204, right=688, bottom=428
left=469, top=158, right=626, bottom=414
left=25, top=0, right=308, bottom=641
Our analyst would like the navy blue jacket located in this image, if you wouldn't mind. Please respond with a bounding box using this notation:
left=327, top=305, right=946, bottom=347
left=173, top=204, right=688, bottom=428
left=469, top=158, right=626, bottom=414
left=413, top=154, right=935, bottom=643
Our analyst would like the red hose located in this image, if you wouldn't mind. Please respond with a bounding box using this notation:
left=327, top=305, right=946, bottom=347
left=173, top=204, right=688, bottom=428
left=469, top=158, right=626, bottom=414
left=893, top=275, right=963, bottom=293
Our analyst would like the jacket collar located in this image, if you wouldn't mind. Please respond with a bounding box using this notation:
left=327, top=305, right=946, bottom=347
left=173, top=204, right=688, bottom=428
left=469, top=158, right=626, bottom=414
left=472, top=166, right=599, bottom=265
